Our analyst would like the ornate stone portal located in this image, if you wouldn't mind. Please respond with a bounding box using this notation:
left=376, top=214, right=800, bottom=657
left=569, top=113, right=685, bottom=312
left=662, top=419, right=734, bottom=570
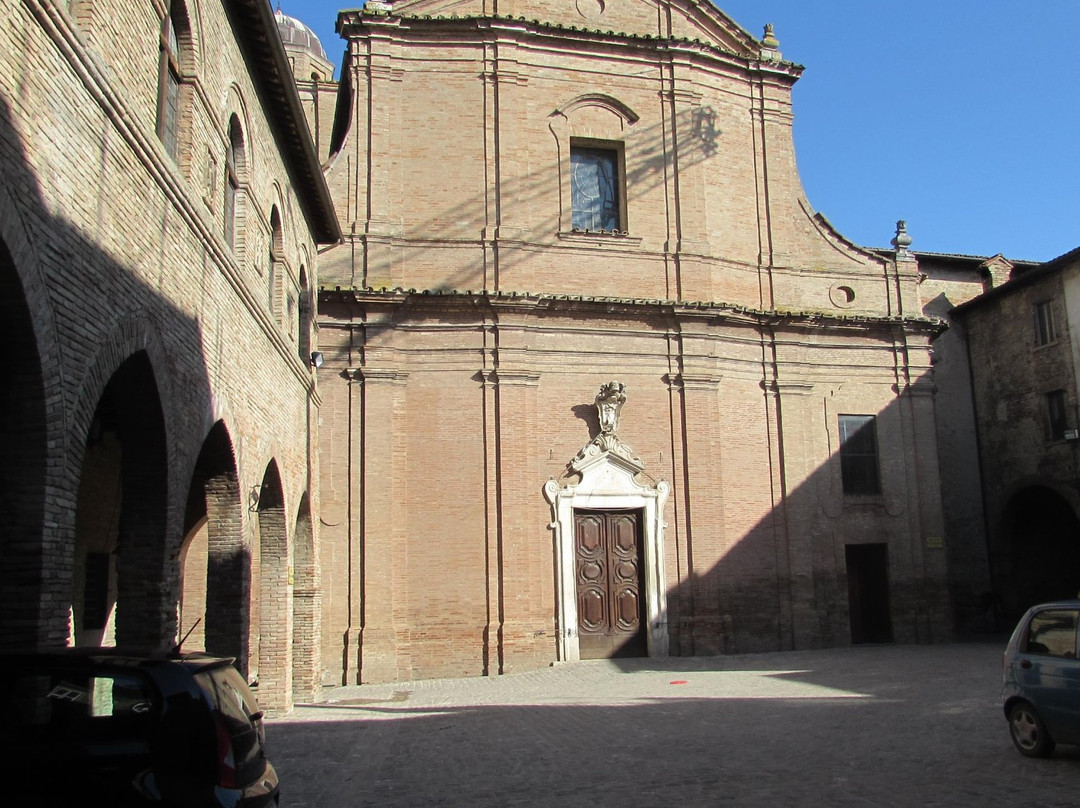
left=544, top=381, right=669, bottom=662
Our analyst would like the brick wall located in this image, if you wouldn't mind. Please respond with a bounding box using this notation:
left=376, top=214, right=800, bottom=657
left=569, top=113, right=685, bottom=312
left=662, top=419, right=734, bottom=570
left=0, top=0, right=331, bottom=711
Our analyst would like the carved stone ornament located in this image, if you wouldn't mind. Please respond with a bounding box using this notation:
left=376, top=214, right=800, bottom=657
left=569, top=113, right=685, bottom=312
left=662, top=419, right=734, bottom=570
left=596, top=380, right=626, bottom=434
left=571, top=380, right=643, bottom=473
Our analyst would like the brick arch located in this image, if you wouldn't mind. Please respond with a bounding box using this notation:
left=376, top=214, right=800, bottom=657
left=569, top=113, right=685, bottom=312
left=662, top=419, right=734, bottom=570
left=68, top=315, right=172, bottom=487
left=221, top=86, right=253, bottom=180
left=292, top=492, right=320, bottom=702
left=73, top=351, right=170, bottom=648
left=0, top=233, right=51, bottom=647
left=175, top=0, right=205, bottom=71
left=0, top=179, right=68, bottom=645
left=256, top=459, right=291, bottom=711
left=993, top=484, right=1080, bottom=625
left=190, top=421, right=250, bottom=672
left=553, top=93, right=641, bottom=126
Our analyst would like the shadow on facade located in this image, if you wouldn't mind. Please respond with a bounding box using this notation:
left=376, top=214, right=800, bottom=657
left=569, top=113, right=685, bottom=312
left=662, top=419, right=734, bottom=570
left=991, top=485, right=1080, bottom=624
left=0, top=91, right=296, bottom=688
left=332, top=103, right=722, bottom=294
left=569, top=371, right=1001, bottom=665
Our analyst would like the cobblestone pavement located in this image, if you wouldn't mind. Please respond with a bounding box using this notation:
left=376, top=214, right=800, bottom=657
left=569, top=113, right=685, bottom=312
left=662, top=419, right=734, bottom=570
left=266, top=643, right=1080, bottom=807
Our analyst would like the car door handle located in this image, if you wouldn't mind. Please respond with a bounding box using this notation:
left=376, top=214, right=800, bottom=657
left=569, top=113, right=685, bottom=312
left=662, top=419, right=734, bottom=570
left=1021, top=659, right=1032, bottom=669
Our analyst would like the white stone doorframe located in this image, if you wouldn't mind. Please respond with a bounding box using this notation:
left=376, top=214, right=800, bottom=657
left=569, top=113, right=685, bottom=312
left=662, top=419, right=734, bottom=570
left=544, top=451, right=670, bottom=663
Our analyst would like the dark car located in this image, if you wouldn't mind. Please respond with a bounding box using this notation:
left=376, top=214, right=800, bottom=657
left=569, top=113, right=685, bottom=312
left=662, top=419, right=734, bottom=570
left=0, top=648, right=279, bottom=806
left=1001, top=599, right=1080, bottom=757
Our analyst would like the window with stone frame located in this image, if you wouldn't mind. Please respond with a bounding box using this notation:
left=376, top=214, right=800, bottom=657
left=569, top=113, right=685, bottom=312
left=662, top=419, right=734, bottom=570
left=570, top=141, right=624, bottom=232
left=838, top=414, right=881, bottom=496
left=1034, top=300, right=1057, bottom=347
left=1044, top=389, right=1068, bottom=441
left=156, top=1, right=185, bottom=160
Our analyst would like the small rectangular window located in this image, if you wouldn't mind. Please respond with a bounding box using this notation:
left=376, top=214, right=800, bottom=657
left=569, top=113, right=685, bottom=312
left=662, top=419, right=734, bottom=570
left=570, top=143, right=623, bottom=232
left=839, top=415, right=880, bottom=495
left=1045, top=390, right=1068, bottom=441
left=1034, top=300, right=1056, bottom=346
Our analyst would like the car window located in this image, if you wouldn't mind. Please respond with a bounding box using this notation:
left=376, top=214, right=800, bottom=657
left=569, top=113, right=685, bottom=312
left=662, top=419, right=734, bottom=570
left=195, top=665, right=264, bottom=780
left=1025, top=609, right=1080, bottom=658
left=2, top=669, right=155, bottom=737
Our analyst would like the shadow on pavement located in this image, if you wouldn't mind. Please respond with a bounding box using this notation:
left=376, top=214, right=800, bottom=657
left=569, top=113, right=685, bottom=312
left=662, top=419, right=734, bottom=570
left=267, top=645, right=1080, bottom=807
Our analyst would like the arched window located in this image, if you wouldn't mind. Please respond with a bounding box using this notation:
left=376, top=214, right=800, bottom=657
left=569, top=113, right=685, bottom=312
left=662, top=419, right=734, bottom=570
left=156, top=1, right=186, bottom=159
left=269, top=206, right=283, bottom=317
left=298, top=266, right=311, bottom=361
left=224, top=115, right=243, bottom=248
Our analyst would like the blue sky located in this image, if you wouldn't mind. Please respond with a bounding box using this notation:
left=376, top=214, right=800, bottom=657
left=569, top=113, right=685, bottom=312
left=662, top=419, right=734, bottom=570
left=279, top=0, right=1080, bottom=262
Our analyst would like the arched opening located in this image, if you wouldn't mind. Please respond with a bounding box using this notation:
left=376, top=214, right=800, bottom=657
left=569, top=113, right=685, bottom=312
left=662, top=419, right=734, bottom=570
left=999, top=486, right=1080, bottom=623
left=0, top=238, right=48, bottom=648
left=177, top=515, right=208, bottom=651
left=184, top=421, right=249, bottom=671
left=292, top=492, right=319, bottom=702
left=256, top=460, right=290, bottom=711
left=73, top=352, right=168, bottom=647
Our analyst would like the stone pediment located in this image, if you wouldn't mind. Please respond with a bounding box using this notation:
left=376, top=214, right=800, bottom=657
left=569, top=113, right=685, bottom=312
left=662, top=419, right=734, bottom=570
left=570, top=436, right=647, bottom=491
left=383, top=0, right=762, bottom=58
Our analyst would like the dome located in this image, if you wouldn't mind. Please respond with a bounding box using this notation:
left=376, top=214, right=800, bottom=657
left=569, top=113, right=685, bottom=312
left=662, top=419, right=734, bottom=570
left=274, top=8, right=328, bottom=62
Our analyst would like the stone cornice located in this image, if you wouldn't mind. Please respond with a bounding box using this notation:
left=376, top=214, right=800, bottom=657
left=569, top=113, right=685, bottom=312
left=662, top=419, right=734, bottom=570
left=346, top=368, right=409, bottom=385
left=318, top=286, right=945, bottom=334
left=337, top=11, right=803, bottom=78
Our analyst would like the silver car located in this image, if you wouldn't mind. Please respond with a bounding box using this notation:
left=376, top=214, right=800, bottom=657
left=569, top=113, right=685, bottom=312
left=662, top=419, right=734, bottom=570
left=1002, top=599, right=1080, bottom=757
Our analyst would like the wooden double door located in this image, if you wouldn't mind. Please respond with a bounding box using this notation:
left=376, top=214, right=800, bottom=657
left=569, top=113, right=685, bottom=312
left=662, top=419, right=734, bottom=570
left=574, top=510, right=647, bottom=659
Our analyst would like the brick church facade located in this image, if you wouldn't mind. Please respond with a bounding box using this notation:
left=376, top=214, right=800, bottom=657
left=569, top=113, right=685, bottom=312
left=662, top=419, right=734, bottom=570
left=312, top=0, right=952, bottom=685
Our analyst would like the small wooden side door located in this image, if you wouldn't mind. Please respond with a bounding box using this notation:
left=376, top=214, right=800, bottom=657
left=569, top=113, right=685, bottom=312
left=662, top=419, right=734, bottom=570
left=575, top=510, right=646, bottom=659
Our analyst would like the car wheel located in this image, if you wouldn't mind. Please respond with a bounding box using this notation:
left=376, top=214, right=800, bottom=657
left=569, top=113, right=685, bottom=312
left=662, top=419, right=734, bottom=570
left=1009, top=701, right=1055, bottom=758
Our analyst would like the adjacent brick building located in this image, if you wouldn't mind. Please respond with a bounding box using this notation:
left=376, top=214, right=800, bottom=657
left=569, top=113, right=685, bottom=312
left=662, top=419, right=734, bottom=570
left=952, top=249, right=1080, bottom=624
left=0, top=0, right=339, bottom=711
left=313, top=0, right=954, bottom=685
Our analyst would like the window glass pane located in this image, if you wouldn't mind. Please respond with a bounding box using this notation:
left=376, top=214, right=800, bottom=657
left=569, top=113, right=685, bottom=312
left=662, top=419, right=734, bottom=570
left=1026, top=609, right=1079, bottom=658
left=1045, top=390, right=1067, bottom=441
left=196, top=667, right=263, bottom=780
left=839, top=415, right=880, bottom=495
left=162, top=69, right=180, bottom=159
left=571, top=147, right=619, bottom=231
left=166, top=15, right=179, bottom=58
left=1034, top=301, right=1055, bottom=346
left=2, top=669, right=154, bottom=731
